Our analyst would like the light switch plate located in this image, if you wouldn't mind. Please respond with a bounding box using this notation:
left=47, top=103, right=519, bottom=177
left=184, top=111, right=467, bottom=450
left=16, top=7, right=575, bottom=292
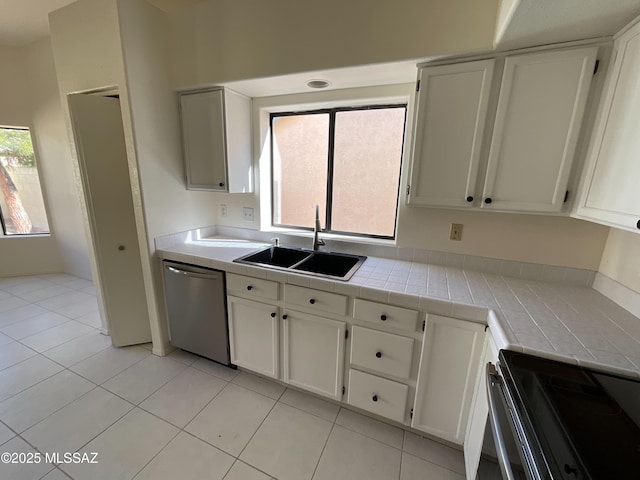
left=243, top=207, right=254, bottom=221
left=450, top=223, right=463, bottom=241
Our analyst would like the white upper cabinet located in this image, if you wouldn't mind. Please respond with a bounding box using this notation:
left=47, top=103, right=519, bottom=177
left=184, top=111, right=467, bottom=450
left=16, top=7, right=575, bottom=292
left=408, top=60, right=495, bottom=208
left=575, top=22, right=640, bottom=232
left=179, top=88, right=253, bottom=192
left=408, top=46, right=598, bottom=214
left=482, top=47, right=597, bottom=212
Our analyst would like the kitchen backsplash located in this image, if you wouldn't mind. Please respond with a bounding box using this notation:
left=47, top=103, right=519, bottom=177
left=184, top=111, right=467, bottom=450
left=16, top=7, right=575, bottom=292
left=155, top=226, right=596, bottom=287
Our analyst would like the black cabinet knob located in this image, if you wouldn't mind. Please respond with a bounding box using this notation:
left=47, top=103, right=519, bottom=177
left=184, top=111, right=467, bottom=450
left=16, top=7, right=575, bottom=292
left=380, top=314, right=387, bottom=321
left=484, top=197, right=493, bottom=204
left=375, top=351, right=382, bottom=358
left=466, top=196, right=474, bottom=202
left=282, top=314, right=288, bottom=320
left=218, top=182, right=225, bottom=187
left=637, top=219, right=640, bottom=229
left=270, top=312, right=276, bottom=318
left=246, top=285, right=253, bottom=291
left=309, top=299, right=316, bottom=305
left=372, top=395, right=378, bottom=402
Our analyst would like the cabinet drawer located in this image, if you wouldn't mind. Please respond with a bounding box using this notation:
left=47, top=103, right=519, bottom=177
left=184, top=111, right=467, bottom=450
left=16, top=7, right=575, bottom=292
left=348, top=369, right=408, bottom=423
left=350, top=326, right=414, bottom=379
left=284, top=285, right=347, bottom=316
left=353, top=299, right=418, bottom=332
left=227, top=273, right=278, bottom=301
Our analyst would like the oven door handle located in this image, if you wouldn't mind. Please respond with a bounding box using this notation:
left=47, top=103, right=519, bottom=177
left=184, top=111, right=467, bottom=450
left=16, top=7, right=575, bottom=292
left=486, top=362, right=517, bottom=480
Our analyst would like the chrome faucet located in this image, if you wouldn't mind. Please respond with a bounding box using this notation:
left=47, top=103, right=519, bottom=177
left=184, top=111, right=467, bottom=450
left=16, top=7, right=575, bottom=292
left=313, top=205, right=325, bottom=251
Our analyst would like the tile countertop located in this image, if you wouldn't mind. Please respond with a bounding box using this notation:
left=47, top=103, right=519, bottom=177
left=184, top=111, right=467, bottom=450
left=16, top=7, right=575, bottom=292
left=157, top=237, right=640, bottom=380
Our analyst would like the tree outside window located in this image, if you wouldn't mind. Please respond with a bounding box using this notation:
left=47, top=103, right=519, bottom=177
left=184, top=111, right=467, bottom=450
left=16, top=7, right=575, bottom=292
left=0, top=127, right=50, bottom=235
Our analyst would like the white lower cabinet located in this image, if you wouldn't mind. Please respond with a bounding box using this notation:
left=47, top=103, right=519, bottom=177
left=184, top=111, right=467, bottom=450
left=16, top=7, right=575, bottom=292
left=464, top=332, right=498, bottom=480
left=227, top=276, right=489, bottom=447
left=282, top=310, right=346, bottom=400
left=411, top=315, right=485, bottom=444
left=347, top=369, right=409, bottom=423
left=350, top=325, right=414, bottom=380
left=227, top=296, right=279, bottom=378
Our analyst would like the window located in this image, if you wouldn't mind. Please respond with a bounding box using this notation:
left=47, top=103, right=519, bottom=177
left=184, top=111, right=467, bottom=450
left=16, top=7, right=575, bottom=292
left=271, top=105, right=406, bottom=239
left=0, top=127, right=50, bottom=235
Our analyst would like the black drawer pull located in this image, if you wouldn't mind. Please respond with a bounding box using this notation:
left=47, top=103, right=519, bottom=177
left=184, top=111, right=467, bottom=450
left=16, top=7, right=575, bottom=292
left=309, top=298, right=316, bottom=305
left=637, top=219, right=640, bottom=229
left=270, top=312, right=276, bottom=318
left=484, top=197, right=493, bottom=204
left=246, top=285, right=253, bottom=291
left=372, top=395, right=378, bottom=402
left=282, top=314, right=288, bottom=320
left=466, top=196, right=474, bottom=202
left=375, top=351, right=382, bottom=358
left=380, top=314, right=387, bottom=321
left=219, top=182, right=225, bottom=187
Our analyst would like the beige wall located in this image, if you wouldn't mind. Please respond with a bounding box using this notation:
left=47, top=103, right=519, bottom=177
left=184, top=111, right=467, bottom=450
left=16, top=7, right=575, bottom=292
left=22, top=38, right=91, bottom=279
left=398, top=208, right=609, bottom=269
left=117, top=0, right=219, bottom=351
left=167, top=0, right=500, bottom=86
left=599, top=228, right=640, bottom=293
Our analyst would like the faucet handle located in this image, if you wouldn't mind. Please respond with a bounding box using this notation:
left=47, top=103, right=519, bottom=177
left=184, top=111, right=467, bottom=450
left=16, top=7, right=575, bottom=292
left=270, top=237, right=280, bottom=247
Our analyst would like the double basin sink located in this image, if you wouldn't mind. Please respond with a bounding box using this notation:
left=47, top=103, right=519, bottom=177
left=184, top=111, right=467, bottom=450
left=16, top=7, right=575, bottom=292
left=234, top=246, right=366, bottom=281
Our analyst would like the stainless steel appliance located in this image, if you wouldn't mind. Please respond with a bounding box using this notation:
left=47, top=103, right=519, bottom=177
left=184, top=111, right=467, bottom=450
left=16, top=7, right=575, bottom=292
left=162, top=261, right=231, bottom=365
left=485, top=350, right=640, bottom=479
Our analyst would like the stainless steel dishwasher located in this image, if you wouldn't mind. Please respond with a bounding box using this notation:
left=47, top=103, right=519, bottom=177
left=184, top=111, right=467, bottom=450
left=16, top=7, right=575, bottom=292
left=162, top=260, right=231, bottom=365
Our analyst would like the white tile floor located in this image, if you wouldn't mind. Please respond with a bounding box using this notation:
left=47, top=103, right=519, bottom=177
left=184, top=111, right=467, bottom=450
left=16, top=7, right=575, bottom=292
left=0, top=274, right=466, bottom=480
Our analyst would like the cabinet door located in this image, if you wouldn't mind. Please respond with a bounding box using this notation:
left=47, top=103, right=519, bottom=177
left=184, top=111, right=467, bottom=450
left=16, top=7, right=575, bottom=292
left=578, top=25, right=640, bottom=231
left=227, top=296, right=279, bottom=378
left=408, top=60, right=494, bottom=207
left=463, top=332, right=498, bottom=480
left=412, top=315, right=485, bottom=444
left=223, top=89, right=253, bottom=193
left=180, top=89, right=228, bottom=191
left=482, top=47, right=597, bottom=212
left=282, top=310, right=345, bottom=400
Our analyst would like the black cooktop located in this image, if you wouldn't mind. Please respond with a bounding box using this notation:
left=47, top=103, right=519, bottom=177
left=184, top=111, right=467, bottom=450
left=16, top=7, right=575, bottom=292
left=500, top=350, right=640, bottom=479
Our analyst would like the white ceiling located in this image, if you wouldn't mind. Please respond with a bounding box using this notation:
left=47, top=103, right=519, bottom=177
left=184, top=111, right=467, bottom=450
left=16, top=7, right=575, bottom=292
left=0, top=0, right=76, bottom=47
left=496, top=0, right=640, bottom=49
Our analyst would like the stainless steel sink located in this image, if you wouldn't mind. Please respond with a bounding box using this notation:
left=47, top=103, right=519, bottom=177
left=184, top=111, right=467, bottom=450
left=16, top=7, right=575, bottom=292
left=234, top=246, right=366, bottom=281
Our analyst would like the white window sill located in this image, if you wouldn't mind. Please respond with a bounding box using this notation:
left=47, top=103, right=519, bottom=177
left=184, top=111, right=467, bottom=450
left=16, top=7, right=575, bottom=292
left=0, top=233, right=52, bottom=239
left=264, top=226, right=396, bottom=247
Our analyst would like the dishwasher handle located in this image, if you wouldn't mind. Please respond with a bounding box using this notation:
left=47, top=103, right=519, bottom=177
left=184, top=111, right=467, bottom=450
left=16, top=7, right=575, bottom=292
left=486, top=362, right=517, bottom=480
left=165, top=265, right=221, bottom=281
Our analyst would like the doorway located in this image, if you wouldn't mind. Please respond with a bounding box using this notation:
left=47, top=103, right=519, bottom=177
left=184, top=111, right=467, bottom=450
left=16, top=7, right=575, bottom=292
left=68, top=92, right=151, bottom=346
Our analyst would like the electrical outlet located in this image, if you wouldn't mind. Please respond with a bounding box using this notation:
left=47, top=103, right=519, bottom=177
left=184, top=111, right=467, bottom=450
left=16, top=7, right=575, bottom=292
left=450, top=223, right=463, bottom=241
left=220, top=204, right=227, bottom=217
left=243, top=207, right=254, bottom=221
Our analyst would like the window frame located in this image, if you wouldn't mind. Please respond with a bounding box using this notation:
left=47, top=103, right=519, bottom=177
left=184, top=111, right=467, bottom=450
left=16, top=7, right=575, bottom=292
left=269, top=103, right=407, bottom=240
left=0, top=126, right=51, bottom=237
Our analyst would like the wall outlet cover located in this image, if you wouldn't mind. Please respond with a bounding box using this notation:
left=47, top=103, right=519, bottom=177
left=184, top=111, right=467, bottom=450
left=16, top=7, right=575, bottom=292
left=243, top=207, right=254, bottom=221
left=450, top=223, right=463, bottom=241
left=220, top=204, right=228, bottom=217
